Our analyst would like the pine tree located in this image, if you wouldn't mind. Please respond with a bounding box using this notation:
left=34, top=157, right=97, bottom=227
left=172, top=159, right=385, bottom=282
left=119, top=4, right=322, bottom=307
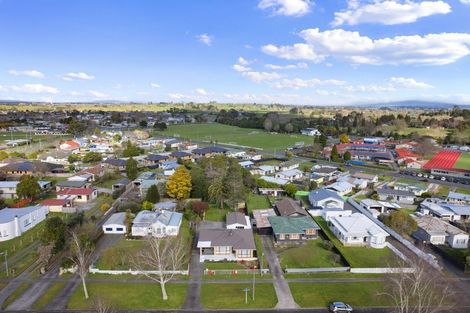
left=145, top=184, right=160, bottom=203
left=331, top=145, right=340, bottom=162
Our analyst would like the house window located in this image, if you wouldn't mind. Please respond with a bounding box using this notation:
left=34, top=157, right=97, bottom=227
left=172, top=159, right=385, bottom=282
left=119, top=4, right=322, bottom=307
left=116, top=228, right=124, bottom=232
left=238, top=249, right=251, bottom=258
left=105, top=227, right=113, bottom=231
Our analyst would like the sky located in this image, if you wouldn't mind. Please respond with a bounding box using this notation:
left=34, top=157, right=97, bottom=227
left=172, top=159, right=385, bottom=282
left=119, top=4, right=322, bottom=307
left=1, top=0, right=470, bottom=106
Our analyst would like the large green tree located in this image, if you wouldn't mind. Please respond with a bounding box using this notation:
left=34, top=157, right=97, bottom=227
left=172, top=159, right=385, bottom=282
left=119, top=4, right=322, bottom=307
left=83, top=152, right=102, bottom=163
left=126, top=157, right=139, bottom=180
left=16, top=175, right=41, bottom=199
left=190, top=166, right=209, bottom=200
left=331, top=145, right=340, bottom=162
left=223, top=163, right=245, bottom=209
left=42, top=217, right=66, bottom=252
left=145, top=184, right=160, bottom=203
left=381, top=211, right=417, bottom=236
left=122, top=141, right=143, bottom=157
left=208, top=177, right=225, bottom=209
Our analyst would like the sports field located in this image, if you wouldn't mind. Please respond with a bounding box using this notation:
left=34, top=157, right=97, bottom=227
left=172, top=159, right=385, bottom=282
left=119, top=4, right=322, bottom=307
left=455, top=153, right=470, bottom=170
left=159, top=123, right=311, bottom=151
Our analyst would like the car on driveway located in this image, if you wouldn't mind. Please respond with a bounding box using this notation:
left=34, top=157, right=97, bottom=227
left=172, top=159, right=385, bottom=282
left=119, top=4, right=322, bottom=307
left=329, top=301, right=353, bottom=312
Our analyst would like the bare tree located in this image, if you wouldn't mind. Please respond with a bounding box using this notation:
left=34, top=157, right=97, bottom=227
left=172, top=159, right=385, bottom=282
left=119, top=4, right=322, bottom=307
left=132, top=237, right=186, bottom=300
left=92, top=296, right=114, bottom=313
left=69, top=230, right=94, bottom=300
left=382, top=256, right=454, bottom=313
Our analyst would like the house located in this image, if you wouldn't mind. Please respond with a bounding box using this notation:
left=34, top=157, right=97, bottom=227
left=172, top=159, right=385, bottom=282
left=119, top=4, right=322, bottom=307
left=251, top=165, right=276, bottom=176
left=395, top=148, right=421, bottom=164
left=311, top=165, right=343, bottom=182
left=154, top=200, right=177, bottom=212
left=308, top=189, right=344, bottom=210
left=145, top=154, right=169, bottom=166
left=309, top=173, right=324, bottom=185
left=405, top=160, right=426, bottom=169
left=161, top=160, right=179, bottom=176
left=39, top=150, right=71, bottom=165
left=112, top=178, right=131, bottom=192
left=360, top=198, right=401, bottom=215
left=269, top=216, right=320, bottom=242
left=0, top=180, right=52, bottom=199
left=324, top=181, right=354, bottom=196
left=0, top=206, right=48, bottom=242
left=226, top=212, right=251, bottom=229
left=133, top=172, right=163, bottom=197
left=103, top=212, right=127, bottom=234
left=274, top=198, right=308, bottom=217
left=393, top=182, right=428, bottom=196
left=192, top=146, right=228, bottom=158
left=413, top=215, right=469, bottom=249
left=226, top=149, right=246, bottom=159
left=420, top=199, right=470, bottom=221
left=252, top=209, right=276, bottom=235
left=57, top=188, right=98, bottom=203
left=131, top=210, right=183, bottom=237
left=337, top=175, right=367, bottom=190
left=77, top=164, right=105, bottom=181
left=41, top=198, right=75, bottom=213
left=377, top=188, right=415, bottom=205
left=0, top=161, right=64, bottom=175
left=278, top=160, right=299, bottom=171
left=258, top=188, right=285, bottom=197
left=328, top=213, right=389, bottom=248
left=56, top=180, right=91, bottom=191
left=59, top=140, right=81, bottom=151
left=350, top=172, right=378, bottom=184
left=197, top=229, right=256, bottom=262
left=275, top=169, right=303, bottom=182
left=259, top=176, right=288, bottom=186
left=301, top=128, right=321, bottom=136
left=171, top=151, right=193, bottom=162
left=104, top=158, right=127, bottom=171
left=447, top=192, right=470, bottom=205
left=68, top=173, right=94, bottom=183
left=239, top=160, right=254, bottom=169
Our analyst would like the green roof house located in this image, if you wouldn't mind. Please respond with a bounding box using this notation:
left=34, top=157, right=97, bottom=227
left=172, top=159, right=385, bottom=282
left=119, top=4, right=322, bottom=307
left=268, top=216, right=320, bottom=242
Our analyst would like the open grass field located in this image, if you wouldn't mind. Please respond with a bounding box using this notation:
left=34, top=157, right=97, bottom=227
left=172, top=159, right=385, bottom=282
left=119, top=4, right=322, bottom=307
left=158, top=123, right=311, bottom=151
left=200, top=283, right=277, bottom=309
left=314, top=217, right=397, bottom=268
left=379, top=126, right=449, bottom=139
left=289, top=281, right=392, bottom=308
left=455, top=188, right=470, bottom=195
left=67, top=282, right=187, bottom=310
left=32, top=282, right=66, bottom=309
left=455, top=153, right=470, bottom=170
left=278, top=239, right=345, bottom=268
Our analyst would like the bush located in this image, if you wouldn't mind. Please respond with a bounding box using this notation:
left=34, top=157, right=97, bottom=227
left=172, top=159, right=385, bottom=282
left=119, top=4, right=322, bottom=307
left=112, top=188, right=125, bottom=200
left=116, top=200, right=141, bottom=213
left=100, top=203, right=111, bottom=213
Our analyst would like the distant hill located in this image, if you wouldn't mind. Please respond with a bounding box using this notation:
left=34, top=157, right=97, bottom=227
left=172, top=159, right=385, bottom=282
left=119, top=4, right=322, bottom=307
left=358, top=100, right=470, bottom=109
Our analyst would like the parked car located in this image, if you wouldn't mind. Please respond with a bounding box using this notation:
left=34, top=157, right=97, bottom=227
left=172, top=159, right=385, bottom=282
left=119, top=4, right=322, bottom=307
left=441, top=177, right=446, bottom=181
left=329, top=302, right=353, bottom=312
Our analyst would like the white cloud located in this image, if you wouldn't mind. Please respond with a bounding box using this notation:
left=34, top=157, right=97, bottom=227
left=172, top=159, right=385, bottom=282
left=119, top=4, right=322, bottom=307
left=194, top=88, right=209, bottom=96
left=263, top=28, right=470, bottom=65
left=460, top=0, right=470, bottom=4
left=8, top=69, right=44, bottom=78
left=196, top=33, right=213, bottom=46
left=150, top=83, right=161, bottom=88
left=62, top=72, right=95, bottom=81
left=389, top=77, right=434, bottom=89
left=332, top=1, right=451, bottom=26
left=272, top=77, right=345, bottom=89
left=89, top=90, right=108, bottom=98
left=10, top=84, right=59, bottom=94
left=265, top=62, right=308, bottom=70
left=258, top=0, right=312, bottom=17
left=242, top=71, right=283, bottom=83
left=238, top=57, right=250, bottom=65
left=168, top=93, right=186, bottom=100
left=262, top=43, right=324, bottom=62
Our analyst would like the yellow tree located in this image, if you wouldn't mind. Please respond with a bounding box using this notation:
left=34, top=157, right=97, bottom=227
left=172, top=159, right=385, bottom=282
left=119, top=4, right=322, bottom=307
left=166, top=166, right=192, bottom=200
left=339, top=133, right=350, bottom=144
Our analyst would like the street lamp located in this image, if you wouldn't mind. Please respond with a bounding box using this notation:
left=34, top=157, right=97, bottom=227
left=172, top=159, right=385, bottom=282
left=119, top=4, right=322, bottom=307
left=0, top=251, right=8, bottom=276
left=253, top=265, right=257, bottom=301
left=243, top=288, right=250, bottom=304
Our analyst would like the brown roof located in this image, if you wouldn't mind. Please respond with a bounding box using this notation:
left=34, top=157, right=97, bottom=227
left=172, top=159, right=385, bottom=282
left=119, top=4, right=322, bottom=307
left=198, top=229, right=256, bottom=250
left=275, top=198, right=308, bottom=217
left=226, top=212, right=248, bottom=226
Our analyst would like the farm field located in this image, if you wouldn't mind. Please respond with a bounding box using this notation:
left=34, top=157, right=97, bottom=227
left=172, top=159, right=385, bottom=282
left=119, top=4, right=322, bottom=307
left=379, top=126, right=449, bottom=139
left=158, top=123, right=311, bottom=151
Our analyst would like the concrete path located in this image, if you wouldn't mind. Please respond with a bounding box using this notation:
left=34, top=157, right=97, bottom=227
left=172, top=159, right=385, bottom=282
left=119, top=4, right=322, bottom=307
left=182, top=250, right=203, bottom=310
left=260, top=235, right=298, bottom=309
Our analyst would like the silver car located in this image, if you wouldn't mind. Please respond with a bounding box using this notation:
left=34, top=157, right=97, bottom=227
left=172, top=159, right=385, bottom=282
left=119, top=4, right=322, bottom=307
left=329, top=302, right=353, bottom=312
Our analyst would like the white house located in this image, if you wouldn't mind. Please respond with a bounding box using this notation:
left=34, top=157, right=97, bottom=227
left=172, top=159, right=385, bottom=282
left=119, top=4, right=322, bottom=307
left=324, top=181, right=354, bottom=196
left=275, top=169, right=303, bottom=182
left=328, top=213, right=389, bottom=248
left=413, top=215, right=469, bottom=249
left=360, top=198, right=401, bottom=215
left=301, top=128, right=321, bottom=136
left=447, top=192, right=470, bottom=205
left=337, top=175, right=368, bottom=190
left=0, top=180, right=52, bottom=199
left=103, top=212, right=127, bottom=234
left=377, top=188, right=415, bottom=205
left=226, top=212, right=251, bottom=229
left=259, top=176, right=288, bottom=186
left=309, top=189, right=345, bottom=209
left=131, top=210, right=183, bottom=237
left=0, top=206, right=47, bottom=242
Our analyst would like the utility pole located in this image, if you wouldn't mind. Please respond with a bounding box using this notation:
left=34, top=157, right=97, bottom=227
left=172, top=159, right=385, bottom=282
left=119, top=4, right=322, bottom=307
left=243, top=288, right=250, bottom=305
left=0, top=251, right=8, bottom=276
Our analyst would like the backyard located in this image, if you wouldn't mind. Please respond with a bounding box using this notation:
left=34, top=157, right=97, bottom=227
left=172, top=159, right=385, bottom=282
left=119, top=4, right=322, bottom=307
left=246, top=194, right=271, bottom=213
left=158, top=123, right=311, bottom=151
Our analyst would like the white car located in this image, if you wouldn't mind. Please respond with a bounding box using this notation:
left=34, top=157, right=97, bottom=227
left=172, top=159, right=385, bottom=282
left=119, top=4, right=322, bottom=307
left=441, top=177, right=446, bottom=181
left=329, top=302, right=353, bottom=312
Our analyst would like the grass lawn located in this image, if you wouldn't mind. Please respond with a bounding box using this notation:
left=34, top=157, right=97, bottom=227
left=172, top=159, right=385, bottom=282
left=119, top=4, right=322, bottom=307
left=203, top=261, right=248, bottom=270
left=1, top=221, right=44, bottom=258
left=396, top=178, right=428, bottom=188
left=400, top=208, right=416, bottom=215
left=455, top=153, right=470, bottom=170
left=32, top=282, right=65, bottom=309
left=353, top=194, right=368, bottom=202
left=437, top=246, right=469, bottom=268
left=254, top=233, right=267, bottom=269
left=95, top=172, right=125, bottom=189
left=289, top=281, right=392, bottom=308
left=278, top=240, right=345, bottom=268
left=204, top=205, right=230, bottom=222
left=455, top=188, right=470, bottom=195
left=158, top=123, right=311, bottom=150
left=246, top=194, right=271, bottom=213
left=67, top=282, right=187, bottom=310
left=200, top=283, right=277, bottom=309
left=436, top=184, right=450, bottom=197
left=314, top=217, right=397, bottom=268
left=1, top=282, right=30, bottom=309
left=284, top=272, right=385, bottom=279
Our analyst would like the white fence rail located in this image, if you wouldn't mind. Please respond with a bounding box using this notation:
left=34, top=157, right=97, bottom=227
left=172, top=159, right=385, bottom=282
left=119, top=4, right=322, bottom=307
left=285, top=267, right=349, bottom=273
left=89, top=267, right=189, bottom=276
left=350, top=268, right=415, bottom=274
left=204, top=269, right=269, bottom=275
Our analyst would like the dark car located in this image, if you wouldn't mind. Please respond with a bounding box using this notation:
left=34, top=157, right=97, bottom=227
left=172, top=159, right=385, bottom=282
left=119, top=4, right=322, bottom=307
left=329, top=302, right=353, bottom=312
